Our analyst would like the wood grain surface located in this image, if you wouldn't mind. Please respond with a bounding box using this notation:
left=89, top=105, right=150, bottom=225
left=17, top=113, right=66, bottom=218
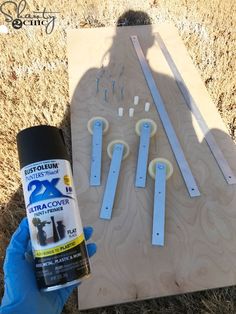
left=67, top=24, right=236, bottom=310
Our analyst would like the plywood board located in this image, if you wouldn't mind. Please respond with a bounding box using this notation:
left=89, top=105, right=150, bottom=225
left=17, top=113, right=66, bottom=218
left=67, top=24, right=236, bottom=310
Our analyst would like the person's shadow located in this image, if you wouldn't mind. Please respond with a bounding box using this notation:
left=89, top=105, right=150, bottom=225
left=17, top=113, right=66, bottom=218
left=2, top=9, right=236, bottom=314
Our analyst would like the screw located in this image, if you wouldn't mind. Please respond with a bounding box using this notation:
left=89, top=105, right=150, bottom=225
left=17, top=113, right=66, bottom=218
left=96, top=78, right=99, bottom=93
left=121, top=87, right=124, bottom=100
left=95, top=121, right=101, bottom=127
left=104, top=89, right=108, bottom=102
left=112, top=80, right=115, bottom=94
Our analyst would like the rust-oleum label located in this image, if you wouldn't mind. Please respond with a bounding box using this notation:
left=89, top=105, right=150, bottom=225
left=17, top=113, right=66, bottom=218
left=21, top=159, right=90, bottom=289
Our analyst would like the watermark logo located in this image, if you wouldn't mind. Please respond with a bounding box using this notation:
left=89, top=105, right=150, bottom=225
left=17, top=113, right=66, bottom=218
left=0, top=0, right=58, bottom=34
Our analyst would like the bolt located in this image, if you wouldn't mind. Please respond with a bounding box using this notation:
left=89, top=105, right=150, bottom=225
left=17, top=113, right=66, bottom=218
left=115, top=144, right=123, bottom=152
left=95, top=121, right=101, bottom=127
left=96, top=78, right=99, bottom=93
left=121, top=87, right=124, bottom=100
left=112, top=80, right=115, bottom=94
left=104, top=89, right=108, bottom=102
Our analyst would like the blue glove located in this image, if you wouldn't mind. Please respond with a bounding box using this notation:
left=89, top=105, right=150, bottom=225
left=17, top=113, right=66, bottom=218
left=0, top=217, right=97, bottom=314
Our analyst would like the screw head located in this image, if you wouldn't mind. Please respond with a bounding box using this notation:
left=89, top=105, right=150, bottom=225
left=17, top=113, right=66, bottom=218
left=115, top=144, right=123, bottom=151
left=143, top=123, right=150, bottom=128
left=95, top=121, right=101, bottom=126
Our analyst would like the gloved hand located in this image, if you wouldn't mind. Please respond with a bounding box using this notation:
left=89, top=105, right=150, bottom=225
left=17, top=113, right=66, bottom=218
left=0, top=217, right=97, bottom=314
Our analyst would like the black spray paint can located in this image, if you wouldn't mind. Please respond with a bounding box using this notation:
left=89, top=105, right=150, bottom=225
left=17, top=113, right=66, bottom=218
left=17, top=125, right=91, bottom=291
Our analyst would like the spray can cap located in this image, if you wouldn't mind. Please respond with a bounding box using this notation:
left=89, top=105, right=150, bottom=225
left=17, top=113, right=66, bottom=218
left=17, top=125, right=69, bottom=169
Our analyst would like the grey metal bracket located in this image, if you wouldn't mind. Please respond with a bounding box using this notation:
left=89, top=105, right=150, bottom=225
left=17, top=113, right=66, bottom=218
left=100, top=143, right=124, bottom=220
left=155, top=32, right=236, bottom=185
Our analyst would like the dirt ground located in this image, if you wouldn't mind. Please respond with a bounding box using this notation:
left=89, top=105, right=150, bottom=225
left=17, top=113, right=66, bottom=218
left=0, top=0, right=235, bottom=313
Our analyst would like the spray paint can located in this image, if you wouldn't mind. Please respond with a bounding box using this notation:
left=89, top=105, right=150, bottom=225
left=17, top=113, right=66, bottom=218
left=17, top=125, right=90, bottom=291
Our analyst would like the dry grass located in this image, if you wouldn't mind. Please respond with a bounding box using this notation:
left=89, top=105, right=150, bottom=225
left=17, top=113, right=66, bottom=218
left=0, top=0, right=235, bottom=313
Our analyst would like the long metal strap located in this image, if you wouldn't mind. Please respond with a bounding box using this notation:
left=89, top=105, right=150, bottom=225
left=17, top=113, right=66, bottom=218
left=155, top=33, right=236, bottom=185
left=100, top=144, right=124, bottom=220
left=152, top=162, right=166, bottom=246
left=131, top=35, right=200, bottom=197
left=135, top=122, right=151, bottom=187
left=90, top=120, right=103, bottom=186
